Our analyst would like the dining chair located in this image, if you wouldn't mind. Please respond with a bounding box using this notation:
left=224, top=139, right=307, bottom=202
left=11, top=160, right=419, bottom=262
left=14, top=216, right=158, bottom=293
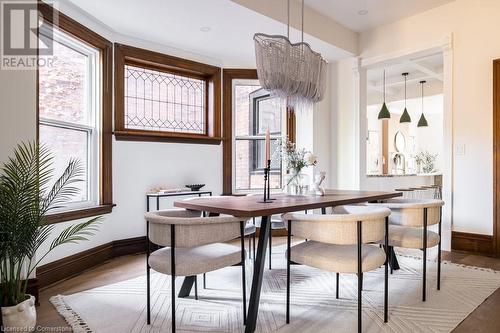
left=182, top=196, right=256, bottom=288
left=283, top=205, right=391, bottom=333
left=366, top=198, right=444, bottom=301
left=144, top=208, right=248, bottom=333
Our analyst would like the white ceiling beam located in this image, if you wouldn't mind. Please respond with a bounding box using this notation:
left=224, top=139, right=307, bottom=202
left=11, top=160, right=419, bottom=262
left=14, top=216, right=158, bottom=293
left=405, top=60, right=443, bottom=82
left=229, top=0, right=358, bottom=55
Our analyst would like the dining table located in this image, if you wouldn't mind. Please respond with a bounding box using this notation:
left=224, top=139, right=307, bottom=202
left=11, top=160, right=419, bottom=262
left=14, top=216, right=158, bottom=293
left=174, top=189, right=402, bottom=333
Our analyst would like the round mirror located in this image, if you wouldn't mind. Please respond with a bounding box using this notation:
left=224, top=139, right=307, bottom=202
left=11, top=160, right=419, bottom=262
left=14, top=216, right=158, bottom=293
left=394, top=131, right=406, bottom=152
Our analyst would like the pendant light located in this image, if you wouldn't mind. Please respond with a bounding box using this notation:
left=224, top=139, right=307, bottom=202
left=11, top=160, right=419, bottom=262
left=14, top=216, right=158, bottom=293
left=400, top=72, right=411, bottom=123
left=378, top=69, right=390, bottom=119
left=417, top=80, right=429, bottom=127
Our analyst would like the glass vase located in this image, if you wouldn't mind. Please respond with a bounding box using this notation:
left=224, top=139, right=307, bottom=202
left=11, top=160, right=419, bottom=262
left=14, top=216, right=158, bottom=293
left=285, top=170, right=310, bottom=195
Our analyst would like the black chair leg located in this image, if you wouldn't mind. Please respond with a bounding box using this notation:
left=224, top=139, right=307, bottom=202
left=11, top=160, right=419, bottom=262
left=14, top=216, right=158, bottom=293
left=252, top=233, right=256, bottom=262
left=268, top=230, right=272, bottom=270
left=357, top=221, right=363, bottom=333
left=438, top=207, right=442, bottom=291
left=335, top=273, right=339, bottom=299
left=171, top=225, right=176, bottom=333
left=146, top=223, right=151, bottom=325
left=194, top=275, right=198, bottom=300
left=286, top=220, right=291, bottom=324
left=203, top=273, right=206, bottom=289
left=422, top=208, right=428, bottom=302
left=384, top=216, right=389, bottom=323
left=240, top=221, right=247, bottom=325
left=248, top=236, right=252, bottom=260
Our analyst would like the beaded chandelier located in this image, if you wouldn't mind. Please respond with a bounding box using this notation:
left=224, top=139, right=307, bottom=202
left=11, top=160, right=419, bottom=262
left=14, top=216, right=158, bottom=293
left=253, top=0, right=327, bottom=109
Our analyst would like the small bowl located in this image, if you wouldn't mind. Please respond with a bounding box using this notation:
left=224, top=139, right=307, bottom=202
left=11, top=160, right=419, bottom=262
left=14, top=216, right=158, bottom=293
left=185, top=184, right=205, bottom=191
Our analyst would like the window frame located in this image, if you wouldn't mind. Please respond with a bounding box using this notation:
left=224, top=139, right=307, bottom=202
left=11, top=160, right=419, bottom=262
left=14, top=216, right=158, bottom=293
left=222, top=69, right=295, bottom=195
left=37, top=3, right=114, bottom=224
left=114, top=43, right=222, bottom=144
left=249, top=89, right=282, bottom=173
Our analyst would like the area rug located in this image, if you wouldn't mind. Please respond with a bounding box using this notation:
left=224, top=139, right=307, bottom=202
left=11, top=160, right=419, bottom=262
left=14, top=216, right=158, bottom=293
left=51, top=248, right=500, bottom=333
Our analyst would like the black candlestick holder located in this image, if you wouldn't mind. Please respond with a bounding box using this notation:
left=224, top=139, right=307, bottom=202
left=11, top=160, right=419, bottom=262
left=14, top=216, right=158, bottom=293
left=258, top=159, right=273, bottom=203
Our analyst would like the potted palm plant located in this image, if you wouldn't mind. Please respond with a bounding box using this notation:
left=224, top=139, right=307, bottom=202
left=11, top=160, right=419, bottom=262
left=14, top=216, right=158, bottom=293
left=0, top=142, right=101, bottom=331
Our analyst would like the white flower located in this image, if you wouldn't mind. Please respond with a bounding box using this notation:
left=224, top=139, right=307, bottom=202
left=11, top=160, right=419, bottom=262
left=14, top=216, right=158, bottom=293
left=305, top=152, right=318, bottom=166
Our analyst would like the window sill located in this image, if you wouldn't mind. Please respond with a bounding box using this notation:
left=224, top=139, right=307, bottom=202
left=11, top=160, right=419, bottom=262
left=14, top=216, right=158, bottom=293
left=114, top=130, right=222, bottom=145
left=43, top=204, right=115, bottom=225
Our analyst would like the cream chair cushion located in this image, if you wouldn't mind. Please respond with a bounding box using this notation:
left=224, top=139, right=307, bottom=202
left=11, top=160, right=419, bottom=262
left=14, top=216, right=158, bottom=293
left=148, top=243, right=243, bottom=276
left=387, top=225, right=440, bottom=249
left=288, top=241, right=386, bottom=274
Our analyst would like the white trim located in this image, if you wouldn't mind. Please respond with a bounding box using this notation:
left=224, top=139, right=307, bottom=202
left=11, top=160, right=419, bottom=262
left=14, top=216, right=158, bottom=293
left=355, top=34, right=454, bottom=251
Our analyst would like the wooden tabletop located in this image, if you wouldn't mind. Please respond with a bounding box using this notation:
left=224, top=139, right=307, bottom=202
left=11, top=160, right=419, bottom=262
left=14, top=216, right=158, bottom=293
left=174, top=189, right=402, bottom=217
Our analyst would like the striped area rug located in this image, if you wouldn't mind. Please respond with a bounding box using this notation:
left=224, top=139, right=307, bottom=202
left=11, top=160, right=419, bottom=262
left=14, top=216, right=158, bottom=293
left=51, top=249, right=500, bottom=333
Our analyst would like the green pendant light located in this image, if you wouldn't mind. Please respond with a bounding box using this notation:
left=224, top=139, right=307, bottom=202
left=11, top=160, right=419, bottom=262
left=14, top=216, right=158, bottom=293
left=418, top=80, right=429, bottom=127
left=400, top=72, right=411, bottom=123
left=378, top=69, right=391, bottom=119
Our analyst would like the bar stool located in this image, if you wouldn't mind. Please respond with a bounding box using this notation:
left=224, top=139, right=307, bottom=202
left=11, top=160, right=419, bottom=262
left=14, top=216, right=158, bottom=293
left=283, top=205, right=391, bottom=333
left=367, top=198, right=444, bottom=301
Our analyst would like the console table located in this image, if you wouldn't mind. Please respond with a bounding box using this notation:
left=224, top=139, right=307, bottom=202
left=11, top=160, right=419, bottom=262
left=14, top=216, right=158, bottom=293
left=146, top=190, right=212, bottom=212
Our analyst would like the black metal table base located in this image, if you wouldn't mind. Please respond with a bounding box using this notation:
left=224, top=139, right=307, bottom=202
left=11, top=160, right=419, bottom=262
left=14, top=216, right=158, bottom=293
left=245, top=216, right=270, bottom=333
left=178, top=276, right=196, bottom=298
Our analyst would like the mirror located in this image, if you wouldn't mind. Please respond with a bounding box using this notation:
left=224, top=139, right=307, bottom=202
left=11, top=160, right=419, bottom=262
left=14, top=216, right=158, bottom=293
left=394, top=131, right=406, bottom=152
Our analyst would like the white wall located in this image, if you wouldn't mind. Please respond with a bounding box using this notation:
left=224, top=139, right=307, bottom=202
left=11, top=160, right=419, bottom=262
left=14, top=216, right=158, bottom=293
left=360, top=0, right=500, bottom=235
left=331, top=57, right=358, bottom=189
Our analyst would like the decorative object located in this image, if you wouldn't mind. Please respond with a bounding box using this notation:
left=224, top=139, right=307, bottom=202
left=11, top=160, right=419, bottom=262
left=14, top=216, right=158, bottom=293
left=0, top=142, right=101, bottom=331
left=276, top=138, right=317, bottom=195
left=400, top=72, right=412, bottom=123
left=394, top=131, right=406, bottom=152
left=310, top=171, right=326, bottom=196
left=185, top=184, right=205, bottom=192
left=418, top=80, right=429, bottom=127
left=253, top=0, right=327, bottom=109
left=416, top=150, right=438, bottom=173
left=378, top=69, right=391, bottom=119
left=260, top=128, right=273, bottom=203
left=50, top=251, right=500, bottom=333
left=1, top=295, right=36, bottom=330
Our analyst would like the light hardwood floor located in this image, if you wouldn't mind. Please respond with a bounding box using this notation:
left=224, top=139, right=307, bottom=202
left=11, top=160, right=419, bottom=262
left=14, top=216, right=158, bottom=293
left=36, top=238, right=500, bottom=332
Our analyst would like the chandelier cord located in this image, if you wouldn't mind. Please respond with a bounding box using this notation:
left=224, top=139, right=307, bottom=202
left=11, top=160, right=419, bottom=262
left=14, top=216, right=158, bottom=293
left=383, top=69, right=386, bottom=101
left=301, top=0, right=304, bottom=43
left=421, top=81, right=424, bottom=113
left=287, top=0, right=290, bottom=39
left=404, top=74, right=407, bottom=108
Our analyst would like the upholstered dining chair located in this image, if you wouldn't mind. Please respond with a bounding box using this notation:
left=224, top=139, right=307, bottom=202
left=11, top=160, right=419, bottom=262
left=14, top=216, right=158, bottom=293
left=283, top=205, right=391, bottom=333
left=182, top=195, right=256, bottom=288
left=144, top=208, right=248, bottom=333
left=366, top=198, right=444, bottom=301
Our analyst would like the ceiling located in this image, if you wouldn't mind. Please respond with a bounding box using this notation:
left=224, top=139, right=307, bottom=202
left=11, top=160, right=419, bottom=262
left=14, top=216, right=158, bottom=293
left=367, top=52, right=444, bottom=104
left=306, top=0, right=455, bottom=32
left=67, top=0, right=351, bottom=67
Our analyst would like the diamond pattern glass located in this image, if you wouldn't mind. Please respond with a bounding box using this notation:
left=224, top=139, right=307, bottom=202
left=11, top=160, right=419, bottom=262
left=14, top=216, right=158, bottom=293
left=124, top=65, right=206, bottom=134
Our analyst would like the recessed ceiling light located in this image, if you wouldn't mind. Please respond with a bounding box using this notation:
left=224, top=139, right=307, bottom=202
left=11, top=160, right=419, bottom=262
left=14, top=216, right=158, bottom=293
left=358, top=9, right=368, bottom=15
left=200, top=26, right=211, bottom=32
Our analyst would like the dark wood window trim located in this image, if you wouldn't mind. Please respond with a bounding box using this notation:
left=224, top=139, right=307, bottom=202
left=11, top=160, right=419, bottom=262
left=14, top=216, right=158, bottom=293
left=494, top=59, right=500, bottom=256
left=114, top=43, right=222, bottom=144
left=222, top=69, right=296, bottom=195
left=37, top=3, right=114, bottom=224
